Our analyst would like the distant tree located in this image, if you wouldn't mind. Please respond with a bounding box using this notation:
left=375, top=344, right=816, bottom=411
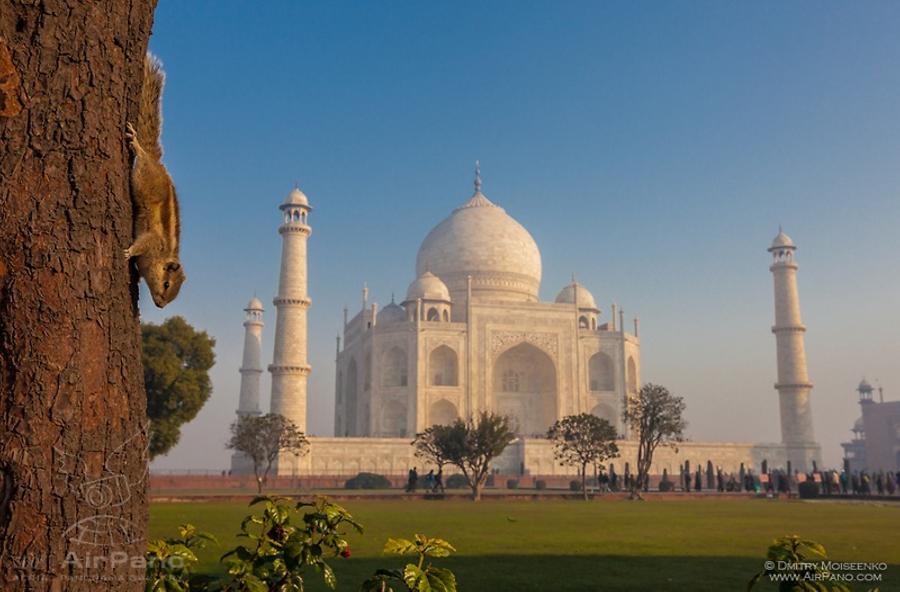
left=143, top=316, right=216, bottom=459
left=623, top=383, right=687, bottom=500
left=412, top=424, right=453, bottom=471
left=227, top=413, right=309, bottom=493
left=436, top=412, right=516, bottom=501
left=547, top=414, right=620, bottom=500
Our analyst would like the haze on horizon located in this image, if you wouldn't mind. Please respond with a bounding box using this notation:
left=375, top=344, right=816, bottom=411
left=145, top=1, right=900, bottom=471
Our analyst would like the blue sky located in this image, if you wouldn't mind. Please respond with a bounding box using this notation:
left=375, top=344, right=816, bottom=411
left=146, top=1, right=900, bottom=470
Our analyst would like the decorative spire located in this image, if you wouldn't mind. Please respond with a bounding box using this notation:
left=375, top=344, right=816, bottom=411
left=474, top=160, right=482, bottom=194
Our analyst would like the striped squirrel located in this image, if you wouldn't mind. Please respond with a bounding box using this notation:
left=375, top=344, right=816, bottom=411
left=125, top=53, right=185, bottom=308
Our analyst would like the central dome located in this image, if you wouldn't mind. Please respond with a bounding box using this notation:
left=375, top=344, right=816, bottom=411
left=416, top=181, right=542, bottom=304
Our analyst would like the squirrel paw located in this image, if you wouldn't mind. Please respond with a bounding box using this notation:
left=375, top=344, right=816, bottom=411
left=125, top=122, right=140, bottom=151
left=124, top=247, right=133, bottom=259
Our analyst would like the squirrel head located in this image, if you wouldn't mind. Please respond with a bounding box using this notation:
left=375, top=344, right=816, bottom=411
left=142, top=258, right=185, bottom=308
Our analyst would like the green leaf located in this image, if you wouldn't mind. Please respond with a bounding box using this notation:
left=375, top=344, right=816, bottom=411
left=403, top=564, right=430, bottom=592
left=384, top=537, right=417, bottom=556
left=241, top=574, right=269, bottom=592
left=321, top=562, right=337, bottom=589
left=425, top=566, right=457, bottom=592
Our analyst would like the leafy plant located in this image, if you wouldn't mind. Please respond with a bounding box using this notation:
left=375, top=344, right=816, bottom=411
left=212, top=496, right=362, bottom=592
left=748, top=535, right=878, bottom=592
left=361, top=534, right=457, bottom=592
left=623, top=383, right=686, bottom=499
left=145, top=523, right=218, bottom=592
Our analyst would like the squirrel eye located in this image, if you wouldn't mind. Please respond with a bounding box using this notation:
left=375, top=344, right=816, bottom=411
left=164, top=281, right=170, bottom=290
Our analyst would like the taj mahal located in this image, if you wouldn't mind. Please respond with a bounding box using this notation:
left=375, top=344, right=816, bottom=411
left=230, top=165, right=821, bottom=477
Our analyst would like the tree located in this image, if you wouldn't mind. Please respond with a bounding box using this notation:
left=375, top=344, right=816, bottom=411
left=412, top=424, right=453, bottom=471
left=143, top=316, right=216, bottom=458
left=436, top=412, right=515, bottom=502
left=623, top=383, right=687, bottom=500
left=547, top=414, right=620, bottom=501
left=227, top=414, right=309, bottom=493
left=0, top=3, right=157, bottom=590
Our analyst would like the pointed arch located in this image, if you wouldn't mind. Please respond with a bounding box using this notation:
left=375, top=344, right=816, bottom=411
left=381, top=400, right=407, bottom=436
left=429, top=399, right=458, bottom=426
left=345, top=358, right=358, bottom=436
left=429, top=345, right=458, bottom=386
left=589, top=352, right=614, bottom=391
left=493, top=342, right=557, bottom=435
left=382, top=346, right=408, bottom=387
left=627, top=356, right=638, bottom=394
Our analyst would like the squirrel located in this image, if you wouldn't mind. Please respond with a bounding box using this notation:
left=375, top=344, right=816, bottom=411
left=124, top=53, right=185, bottom=308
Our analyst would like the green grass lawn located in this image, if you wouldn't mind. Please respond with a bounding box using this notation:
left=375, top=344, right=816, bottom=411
left=150, top=497, right=900, bottom=591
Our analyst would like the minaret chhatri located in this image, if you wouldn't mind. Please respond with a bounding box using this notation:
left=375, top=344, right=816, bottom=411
left=269, top=186, right=312, bottom=434
left=768, top=228, right=821, bottom=471
left=230, top=297, right=264, bottom=473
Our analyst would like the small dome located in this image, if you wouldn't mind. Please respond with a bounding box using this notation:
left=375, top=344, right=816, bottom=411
left=769, top=229, right=795, bottom=250
left=282, top=187, right=309, bottom=207
left=245, top=296, right=264, bottom=311
left=405, top=272, right=451, bottom=302
left=379, top=301, right=407, bottom=324
left=853, top=416, right=864, bottom=432
left=858, top=379, right=874, bottom=393
left=555, top=281, right=597, bottom=310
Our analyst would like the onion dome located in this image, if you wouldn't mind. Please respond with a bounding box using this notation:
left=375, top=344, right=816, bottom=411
left=405, top=272, right=451, bottom=302
left=554, top=281, right=598, bottom=310
left=415, top=163, right=541, bottom=303
left=282, top=186, right=310, bottom=208
left=379, top=298, right=407, bottom=324
left=769, top=227, right=795, bottom=251
left=245, top=296, right=264, bottom=311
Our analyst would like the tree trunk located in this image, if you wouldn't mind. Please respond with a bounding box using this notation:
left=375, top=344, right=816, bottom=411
left=0, top=2, right=157, bottom=590
left=581, top=463, right=588, bottom=501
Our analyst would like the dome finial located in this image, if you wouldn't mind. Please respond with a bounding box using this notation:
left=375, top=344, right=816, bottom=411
left=474, top=160, right=482, bottom=194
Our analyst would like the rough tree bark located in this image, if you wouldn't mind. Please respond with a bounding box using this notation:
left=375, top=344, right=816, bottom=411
left=0, top=1, right=158, bottom=590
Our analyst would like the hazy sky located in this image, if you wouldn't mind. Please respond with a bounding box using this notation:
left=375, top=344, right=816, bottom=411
left=146, top=1, right=900, bottom=471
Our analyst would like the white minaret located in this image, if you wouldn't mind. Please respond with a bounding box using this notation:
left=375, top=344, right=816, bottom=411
left=230, top=296, right=264, bottom=473
left=768, top=228, right=820, bottom=471
left=269, top=187, right=312, bottom=436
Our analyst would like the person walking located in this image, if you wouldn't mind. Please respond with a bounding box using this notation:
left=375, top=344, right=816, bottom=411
left=434, top=467, right=444, bottom=493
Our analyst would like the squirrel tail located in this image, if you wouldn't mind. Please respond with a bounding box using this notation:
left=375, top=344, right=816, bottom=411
left=138, top=52, right=165, bottom=162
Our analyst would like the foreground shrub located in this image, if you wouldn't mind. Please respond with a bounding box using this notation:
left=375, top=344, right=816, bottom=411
left=446, top=474, right=468, bottom=489
left=506, top=479, right=519, bottom=490
left=217, top=496, right=361, bottom=591
left=361, top=534, right=457, bottom=592
left=145, top=523, right=217, bottom=591
left=570, top=480, right=581, bottom=492
left=535, top=480, right=547, bottom=490
left=748, top=535, right=866, bottom=591
left=345, top=472, right=392, bottom=490
left=659, top=480, right=675, bottom=492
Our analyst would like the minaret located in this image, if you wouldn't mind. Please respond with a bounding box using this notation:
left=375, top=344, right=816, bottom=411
left=237, top=297, right=265, bottom=416
left=269, top=186, right=312, bottom=434
left=768, top=228, right=820, bottom=470
left=230, top=297, right=264, bottom=473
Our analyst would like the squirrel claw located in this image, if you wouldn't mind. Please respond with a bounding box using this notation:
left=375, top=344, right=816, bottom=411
left=124, top=248, right=133, bottom=259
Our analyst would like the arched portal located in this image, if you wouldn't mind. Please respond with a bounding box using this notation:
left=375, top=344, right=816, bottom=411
left=492, top=342, right=557, bottom=436
left=345, top=359, right=358, bottom=436
left=627, top=356, right=638, bottom=394
left=382, top=347, right=408, bottom=387
left=430, top=399, right=458, bottom=426
left=589, top=352, right=614, bottom=391
left=591, top=403, right=616, bottom=426
left=429, top=345, right=458, bottom=386
left=381, top=400, right=407, bottom=436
